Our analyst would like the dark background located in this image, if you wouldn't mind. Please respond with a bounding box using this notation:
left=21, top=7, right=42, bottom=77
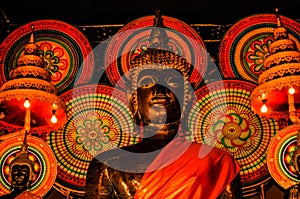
left=0, top=1, right=299, bottom=199
left=0, top=0, right=299, bottom=26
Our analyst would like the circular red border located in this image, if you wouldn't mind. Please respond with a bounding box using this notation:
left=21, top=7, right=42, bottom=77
left=48, top=84, right=137, bottom=190
left=188, top=79, right=278, bottom=190
left=219, top=14, right=300, bottom=83
left=0, top=135, right=57, bottom=197
left=267, top=124, right=300, bottom=189
left=0, top=19, right=94, bottom=93
left=104, top=15, right=207, bottom=89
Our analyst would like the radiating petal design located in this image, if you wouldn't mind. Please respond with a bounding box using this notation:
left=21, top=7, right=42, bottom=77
left=0, top=19, right=94, bottom=94
left=187, top=80, right=280, bottom=194
left=46, top=84, right=138, bottom=193
left=219, top=14, right=300, bottom=83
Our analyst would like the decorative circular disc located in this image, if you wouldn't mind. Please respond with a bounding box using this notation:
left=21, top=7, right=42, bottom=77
left=267, top=124, right=300, bottom=189
left=187, top=80, right=279, bottom=191
left=104, top=15, right=207, bottom=89
left=219, top=14, right=300, bottom=83
left=46, top=84, right=137, bottom=191
left=0, top=134, right=57, bottom=197
left=0, top=19, right=94, bottom=94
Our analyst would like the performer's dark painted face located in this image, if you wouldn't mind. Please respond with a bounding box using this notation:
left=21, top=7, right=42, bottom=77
left=136, top=68, right=183, bottom=127
left=11, top=164, right=31, bottom=188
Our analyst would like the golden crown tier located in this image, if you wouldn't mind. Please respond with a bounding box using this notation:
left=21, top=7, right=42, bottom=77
left=250, top=13, right=300, bottom=120
left=0, top=32, right=66, bottom=132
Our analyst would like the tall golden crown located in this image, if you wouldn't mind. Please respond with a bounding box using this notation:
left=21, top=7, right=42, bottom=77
left=127, top=10, right=192, bottom=124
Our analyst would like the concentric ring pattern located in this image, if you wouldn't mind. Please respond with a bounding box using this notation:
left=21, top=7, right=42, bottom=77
left=219, top=14, right=300, bottom=83
left=0, top=19, right=94, bottom=94
left=46, top=84, right=138, bottom=191
left=267, top=124, right=300, bottom=189
left=0, top=135, right=57, bottom=197
left=104, top=15, right=207, bottom=89
left=187, top=80, right=278, bottom=190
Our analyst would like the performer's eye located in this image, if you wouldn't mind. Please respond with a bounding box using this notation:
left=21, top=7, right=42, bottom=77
left=21, top=168, right=29, bottom=175
left=12, top=169, right=18, bottom=175
left=138, top=76, right=156, bottom=88
left=166, top=76, right=181, bottom=88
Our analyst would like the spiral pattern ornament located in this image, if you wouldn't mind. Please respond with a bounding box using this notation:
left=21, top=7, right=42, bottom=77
left=187, top=80, right=279, bottom=193
left=267, top=124, right=300, bottom=189
left=219, top=14, right=300, bottom=83
left=46, top=84, right=137, bottom=192
left=0, top=135, right=57, bottom=197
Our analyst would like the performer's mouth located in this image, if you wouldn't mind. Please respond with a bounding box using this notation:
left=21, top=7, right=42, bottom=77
left=151, top=97, right=171, bottom=106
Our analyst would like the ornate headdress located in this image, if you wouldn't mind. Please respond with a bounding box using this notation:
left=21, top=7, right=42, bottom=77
left=9, top=131, right=35, bottom=189
left=126, top=10, right=193, bottom=127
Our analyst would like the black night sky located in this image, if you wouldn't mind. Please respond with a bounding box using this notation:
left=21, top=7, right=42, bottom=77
left=0, top=0, right=299, bottom=26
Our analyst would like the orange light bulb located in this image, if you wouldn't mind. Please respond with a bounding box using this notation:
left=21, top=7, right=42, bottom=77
left=24, top=99, right=30, bottom=108
left=261, top=104, right=268, bottom=113
left=51, top=114, right=58, bottom=123
left=289, top=86, right=295, bottom=95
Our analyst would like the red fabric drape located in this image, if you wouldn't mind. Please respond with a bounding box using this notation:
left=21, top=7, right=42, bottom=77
left=135, top=137, right=240, bottom=199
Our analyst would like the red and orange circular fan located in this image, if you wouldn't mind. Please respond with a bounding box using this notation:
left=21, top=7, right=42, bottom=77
left=0, top=134, right=57, bottom=197
left=267, top=124, right=300, bottom=189
left=104, top=15, right=207, bottom=89
left=219, top=14, right=300, bottom=83
left=46, top=84, right=137, bottom=193
left=0, top=19, right=94, bottom=94
left=188, top=79, right=280, bottom=196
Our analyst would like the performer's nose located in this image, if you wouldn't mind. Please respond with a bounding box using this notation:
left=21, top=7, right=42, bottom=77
left=152, top=84, right=169, bottom=97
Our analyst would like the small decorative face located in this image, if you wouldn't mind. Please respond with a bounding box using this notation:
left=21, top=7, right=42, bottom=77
left=136, top=68, right=184, bottom=128
left=11, top=164, right=31, bottom=190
